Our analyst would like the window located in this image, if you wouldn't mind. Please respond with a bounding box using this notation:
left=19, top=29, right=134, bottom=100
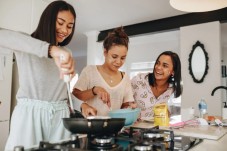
left=129, top=61, right=155, bottom=79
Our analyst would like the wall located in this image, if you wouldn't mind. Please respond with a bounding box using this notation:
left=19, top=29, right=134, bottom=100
left=180, top=21, right=222, bottom=117
left=0, top=0, right=32, bottom=33
left=74, top=56, right=87, bottom=74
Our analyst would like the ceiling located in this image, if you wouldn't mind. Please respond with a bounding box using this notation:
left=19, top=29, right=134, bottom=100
left=57, top=0, right=187, bottom=57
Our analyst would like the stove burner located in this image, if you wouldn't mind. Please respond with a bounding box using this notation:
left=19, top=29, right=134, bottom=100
left=142, top=129, right=174, bottom=143
left=90, top=136, right=120, bottom=150
left=129, top=142, right=166, bottom=151
left=95, top=137, right=112, bottom=144
left=134, top=144, right=152, bottom=151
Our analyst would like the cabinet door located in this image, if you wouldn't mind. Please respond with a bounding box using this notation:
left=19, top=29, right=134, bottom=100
left=0, top=121, right=9, bottom=151
left=0, top=48, right=13, bottom=121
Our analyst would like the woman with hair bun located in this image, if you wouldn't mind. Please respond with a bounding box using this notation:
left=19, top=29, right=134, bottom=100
left=73, top=27, right=136, bottom=117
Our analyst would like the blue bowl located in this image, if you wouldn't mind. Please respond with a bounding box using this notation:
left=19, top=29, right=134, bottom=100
left=108, top=108, right=141, bottom=126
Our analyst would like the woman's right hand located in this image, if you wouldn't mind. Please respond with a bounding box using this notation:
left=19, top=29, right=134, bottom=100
left=93, top=86, right=111, bottom=108
left=49, top=46, right=75, bottom=80
left=81, top=103, right=97, bottom=117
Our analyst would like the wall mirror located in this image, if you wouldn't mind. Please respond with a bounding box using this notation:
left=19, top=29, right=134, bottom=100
left=188, top=41, right=209, bottom=83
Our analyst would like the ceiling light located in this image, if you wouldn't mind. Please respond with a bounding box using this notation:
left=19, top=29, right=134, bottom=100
left=170, top=0, right=227, bottom=12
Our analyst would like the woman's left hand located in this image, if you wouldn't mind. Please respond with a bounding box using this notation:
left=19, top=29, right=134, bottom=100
left=121, top=101, right=137, bottom=109
left=129, top=102, right=137, bottom=109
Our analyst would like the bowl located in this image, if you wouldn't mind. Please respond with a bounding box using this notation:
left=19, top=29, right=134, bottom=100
left=108, top=108, right=141, bottom=126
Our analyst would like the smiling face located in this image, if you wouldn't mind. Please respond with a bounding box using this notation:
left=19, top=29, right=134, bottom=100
left=154, top=54, right=174, bottom=81
left=56, top=10, right=75, bottom=44
left=104, top=45, right=128, bottom=71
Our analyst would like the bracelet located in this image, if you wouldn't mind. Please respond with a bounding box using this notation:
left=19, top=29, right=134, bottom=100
left=92, top=86, right=97, bottom=95
left=48, top=44, right=53, bottom=58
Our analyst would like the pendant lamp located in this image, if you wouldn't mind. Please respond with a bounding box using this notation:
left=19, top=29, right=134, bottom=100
left=170, top=0, right=227, bottom=12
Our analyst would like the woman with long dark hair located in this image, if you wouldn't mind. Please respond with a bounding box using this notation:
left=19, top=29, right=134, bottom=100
left=131, top=51, right=182, bottom=118
left=0, top=1, right=76, bottom=150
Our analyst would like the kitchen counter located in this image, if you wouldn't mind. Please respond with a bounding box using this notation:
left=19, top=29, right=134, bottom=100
left=189, top=133, right=227, bottom=151
left=131, top=121, right=227, bottom=150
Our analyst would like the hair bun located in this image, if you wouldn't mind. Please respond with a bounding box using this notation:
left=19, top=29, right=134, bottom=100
left=113, top=27, right=127, bottom=39
left=103, top=26, right=129, bottom=51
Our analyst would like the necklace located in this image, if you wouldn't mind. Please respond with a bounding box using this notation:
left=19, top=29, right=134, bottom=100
left=107, top=74, right=114, bottom=83
left=100, top=66, right=115, bottom=84
left=110, top=78, right=113, bottom=83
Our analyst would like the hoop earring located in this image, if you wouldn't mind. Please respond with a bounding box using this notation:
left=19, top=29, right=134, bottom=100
left=171, top=75, right=175, bottom=82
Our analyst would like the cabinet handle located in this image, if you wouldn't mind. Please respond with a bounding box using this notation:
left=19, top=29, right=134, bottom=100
left=0, top=100, right=1, bottom=105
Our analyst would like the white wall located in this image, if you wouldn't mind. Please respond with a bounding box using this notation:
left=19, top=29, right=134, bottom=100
left=74, top=56, right=87, bottom=74
left=180, top=21, right=222, bottom=117
left=0, top=0, right=32, bottom=33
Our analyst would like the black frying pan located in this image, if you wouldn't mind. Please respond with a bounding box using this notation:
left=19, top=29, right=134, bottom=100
left=63, top=110, right=125, bottom=135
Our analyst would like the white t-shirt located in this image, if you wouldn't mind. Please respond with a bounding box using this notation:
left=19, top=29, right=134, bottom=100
left=74, top=65, right=135, bottom=116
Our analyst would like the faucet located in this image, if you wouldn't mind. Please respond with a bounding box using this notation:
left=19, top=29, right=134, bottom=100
left=211, top=86, right=227, bottom=96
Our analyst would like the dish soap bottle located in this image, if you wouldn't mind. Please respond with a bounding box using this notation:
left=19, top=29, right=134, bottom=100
left=198, top=98, right=207, bottom=118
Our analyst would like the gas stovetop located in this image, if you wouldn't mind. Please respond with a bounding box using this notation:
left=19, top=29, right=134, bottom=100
left=14, top=126, right=203, bottom=151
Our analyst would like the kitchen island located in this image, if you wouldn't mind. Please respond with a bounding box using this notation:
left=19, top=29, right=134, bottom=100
left=131, top=121, right=227, bottom=150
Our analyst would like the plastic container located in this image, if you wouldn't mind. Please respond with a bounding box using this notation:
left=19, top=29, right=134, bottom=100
left=198, top=98, right=207, bottom=118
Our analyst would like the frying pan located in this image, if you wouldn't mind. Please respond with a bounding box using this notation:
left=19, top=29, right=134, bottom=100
left=63, top=110, right=125, bottom=135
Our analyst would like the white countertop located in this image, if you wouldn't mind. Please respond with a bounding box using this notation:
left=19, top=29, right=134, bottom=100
left=131, top=121, right=227, bottom=150
left=190, top=133, right=227, bottom=151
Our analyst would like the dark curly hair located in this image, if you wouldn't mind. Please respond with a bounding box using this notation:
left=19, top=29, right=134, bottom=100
left=103, top=26, right=129, bottom=51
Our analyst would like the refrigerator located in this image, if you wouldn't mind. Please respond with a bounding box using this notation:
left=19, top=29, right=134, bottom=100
left=0, top=48, right=13, bottom=150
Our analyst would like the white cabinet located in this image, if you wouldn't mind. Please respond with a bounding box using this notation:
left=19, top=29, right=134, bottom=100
left=0, top=48, right=13, bottom=150
left=0, top=121, right=9, bottom=150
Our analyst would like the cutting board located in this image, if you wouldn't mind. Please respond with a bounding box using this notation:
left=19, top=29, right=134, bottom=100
left=173, top=125, right=227, bottom=140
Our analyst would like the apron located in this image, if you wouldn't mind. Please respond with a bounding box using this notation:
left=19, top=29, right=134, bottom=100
left=5, top=98, right=71, bottom=151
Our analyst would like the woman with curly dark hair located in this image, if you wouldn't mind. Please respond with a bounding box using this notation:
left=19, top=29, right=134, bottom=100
left=73, top=27, right=137, bottom=117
